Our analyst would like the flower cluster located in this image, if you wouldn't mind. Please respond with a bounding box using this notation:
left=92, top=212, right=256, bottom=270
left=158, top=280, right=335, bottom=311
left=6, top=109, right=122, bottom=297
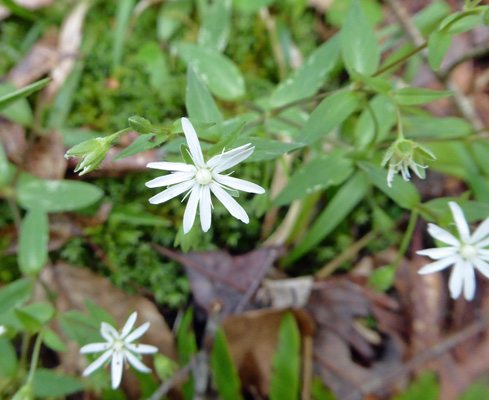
left=417, top=202, right=489, bottom=301
left=80, top=312, right=158, bottom=389
left=146, top=118, right=265, bottom=233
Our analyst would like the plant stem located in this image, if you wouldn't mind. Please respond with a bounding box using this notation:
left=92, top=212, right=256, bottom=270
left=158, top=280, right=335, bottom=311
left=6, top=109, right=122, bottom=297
left=392, top=208, right=419, bottom=270
left=26, top=329, right=44, bottom=385
left=107, top=127, right=133, bottom=143
left=372, top=42, right=428, bottom=77
left=394, top=101, right=405, bottom=140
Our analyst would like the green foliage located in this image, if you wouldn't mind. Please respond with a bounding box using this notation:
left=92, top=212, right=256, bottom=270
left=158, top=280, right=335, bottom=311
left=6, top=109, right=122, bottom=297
left=270, top=312, right=301, bottom=400
left=32, top=369, right=83, bottom=398
left=0, top=82, right=33, bottom=125
left=0, top=78, right=49, bottom=111
left=393, top=371, right=439, bottom=400
left=18, top=209, right=49, bottom=275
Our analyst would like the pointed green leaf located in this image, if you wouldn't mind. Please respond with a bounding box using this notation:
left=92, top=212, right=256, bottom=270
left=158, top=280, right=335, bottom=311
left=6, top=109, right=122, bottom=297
left=14, top=309, right=42, bottom=332
left=0, top=83, right=33, bottom=126
left=198, top=0, right=232, bottom=52
left=0, top=278, right=33, bottom=314
left=286, top=171, right=368, bottom=263
left=32, top=369, right=83, bottom=397
left=392, top=87, right=453, bottom=105
left=0, top=338, right=18, bottom=377
left=297, top=90, right=360, bottom=145
left=270, top=36, right=340, bottom=108
left=112, top=134, right=168, bottom=161
left=157, top=0, right=193, bottom=41
left=428, top=30, right=453, bottom=71
left=112, top=0, right=135, bottom=68
left=17, top=180, right=103, bottom=212
left=233, top=137, right=303, bottom=162
left=274, top=152, right=354, bottom=206
left=43, top=328, right=67, bottom=352
left=18, top=208, right=49, bottom=276
left=211, top=327, right=243, bottom=400
left=0, top=143, right=9, bottom=187
left=270, top=312, right=300, bottom=400
left=0, top=78, right=50, bottom=111
left=354, top=95, right=396, bottom=147
left=176, top=43, right=245, bottom=100
left=340, top=0, right=380, bottom=76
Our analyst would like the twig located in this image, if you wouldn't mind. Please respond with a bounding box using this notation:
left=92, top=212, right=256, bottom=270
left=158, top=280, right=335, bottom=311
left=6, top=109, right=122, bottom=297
left=346, top=313, right=489, bottom=399
left=386, top=0, right=487, bottom=133
left=441, top=41, right=489, bottom=80
left=146, top=357, right=197, bottom=400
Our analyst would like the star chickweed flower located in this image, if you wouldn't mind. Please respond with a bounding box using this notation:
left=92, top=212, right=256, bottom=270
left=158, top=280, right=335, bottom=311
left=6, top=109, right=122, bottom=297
left=80, top=312, right=158, bottom=390
left=417, top=202, right=489, bottom=301
left=145, top=117, right=265, bottom=233
left=381, top=139, right=436, bottom=187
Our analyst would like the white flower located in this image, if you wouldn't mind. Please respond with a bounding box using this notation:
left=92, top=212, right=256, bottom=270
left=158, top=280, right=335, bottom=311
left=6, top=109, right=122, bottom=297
left=80, top=312, right=158, bottom=390
left=0, top=325, right=6, bottom=336
left=417, top=202, right=489, bottom=301
left=145, top=118, right=265, bottom=233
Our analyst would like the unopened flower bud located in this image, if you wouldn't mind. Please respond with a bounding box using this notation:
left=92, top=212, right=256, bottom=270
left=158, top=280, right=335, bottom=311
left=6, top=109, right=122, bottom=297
left=65, top=137, right=111, bottom=176
left=381, top=139, right=436, bottom=187
left=128, top=115, right=152, bottom=134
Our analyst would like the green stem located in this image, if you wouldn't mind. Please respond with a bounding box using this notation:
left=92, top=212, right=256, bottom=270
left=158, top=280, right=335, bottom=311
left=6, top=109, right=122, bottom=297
left=392, top=208, right=419, bottom=269
left=26, top=329, right=44, bottom=385
left=393, top=101, right=405, bottom=140
left=107, top=127, right=132, bottom=143
left=372, top=42, right=427, bottom=77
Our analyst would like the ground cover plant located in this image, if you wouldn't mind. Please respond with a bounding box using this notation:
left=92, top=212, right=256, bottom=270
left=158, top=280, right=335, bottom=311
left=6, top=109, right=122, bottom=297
left=2, top=0, right=489, bottom=399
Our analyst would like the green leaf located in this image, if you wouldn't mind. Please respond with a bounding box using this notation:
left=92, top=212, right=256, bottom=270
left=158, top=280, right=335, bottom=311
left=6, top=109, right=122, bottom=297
left=135, top=42, right=170, bottom=91
left=43, top=328, right=67, bottom=352
left=0, top=78, right=50, bottom=111
left=232, top=0, right=274, bottom=13
left=211, top=327, right=243, bottom=400
left=60, top=310, right=100, bottom=346
left=312, top=377, right=336, bottom=400
left=176, top=43, right=245, bottom=100
left=328, top=0, right=383, bottom=26
left=0, top=278, right=33, bottom=314
left=404, top=116, right=472, bottom=139
left=274, top=152, right=354, bottom=206
left=393, top=371, right=439, bottom=400
left=445, top=13, right=483, bottom=34
left=354, top=95, right=396, bottom=147
left=14, top=309, right=42, bottom=332
left=392, top=87, right=453, bottom=105
left=269, top=36, right=340, bottom=108
left=286, top=171, right=368, bottom=263
left=157, top=0, right=193, bottom=41
left=234, top=137, right=303, bottom=162
left=269, top=312, right=300, bottom=400
left=358, top=161, right=420, bottom=209
left=177, top=307, right=197, bottom=400
left=340, top=0, right=380, bottom=76
left=0, top=0, right=36, bottom=20
left=351, top=70, right=392, bottom=93
left=0, top=143, right=9, bottom=188
left=112, top=134, right=168, bottom=161
left=112, top=0, right=135, bottom=69
left=32, top=369, right=83, bottom=397
left=0, top=83, right=33, bottom=126
left=186, top=66, right=222, bottom=140
left=208, top=122, right=245, bottom=157
left=18, top=208, right=49, bottom=276
left=368, top=265, right=396, bottom=292
left=84, top=297, right=116, bottom=326
left=297, top=90, right=360, bottom=145
left=17, top=179, right=104, bottom=212
left=22, top=302, right=55, bottom=325
left=0, top=338, right=18, bottom=377
left=458, top=383, right=489, bottom=400
left=428, top=30, right=453, bottom=71
left=199, top=0, right=232, bottom=52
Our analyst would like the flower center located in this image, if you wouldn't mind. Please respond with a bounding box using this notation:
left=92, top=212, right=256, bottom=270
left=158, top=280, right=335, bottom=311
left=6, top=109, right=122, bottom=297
left=195, top=168, right=212, bottom=185
left=461, top=244, right=477, bottom=260
left=113, top=340, right=124, bottom=352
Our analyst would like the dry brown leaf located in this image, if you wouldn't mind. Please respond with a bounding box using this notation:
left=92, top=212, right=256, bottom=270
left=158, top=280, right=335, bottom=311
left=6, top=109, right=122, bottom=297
left=222, top=308, right=314, bottom=396
left=0, top=119, right=27, bottom=164
left=155, top=246, right=284, bottom=313
left=24, top=131, right=67, bottom=179
left=35, top=263, right=177, bottom=398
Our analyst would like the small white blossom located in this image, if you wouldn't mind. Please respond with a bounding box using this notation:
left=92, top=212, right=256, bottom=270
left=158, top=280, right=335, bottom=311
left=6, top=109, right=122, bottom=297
left=0, top=325, right=6, bottom=336
left=80, top=312, right=158, bottom=390
left=146, top=118, right=265, bottom=233
left=417, top=202, right=489, bottom=301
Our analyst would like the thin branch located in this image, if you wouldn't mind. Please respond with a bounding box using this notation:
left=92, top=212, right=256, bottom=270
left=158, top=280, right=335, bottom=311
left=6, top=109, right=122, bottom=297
left=146, top=357, right=197, bottom=400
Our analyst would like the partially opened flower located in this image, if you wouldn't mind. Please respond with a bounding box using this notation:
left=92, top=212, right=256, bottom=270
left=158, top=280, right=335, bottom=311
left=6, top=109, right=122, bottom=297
left=417, top=202, right=489, bottom=301
left=145, top=117, right=265, bottom=233
left=382, top=139, right=436, bottom=187
left=80, top=312, right=158, bottom=389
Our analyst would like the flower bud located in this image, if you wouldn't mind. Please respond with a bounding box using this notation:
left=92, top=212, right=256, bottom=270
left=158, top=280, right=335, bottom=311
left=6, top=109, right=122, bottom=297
left=128, top=115, right=152, bottom=134
left=381, top=139, right=436, bottom=187
left=65, top=137, right=111, bottom=176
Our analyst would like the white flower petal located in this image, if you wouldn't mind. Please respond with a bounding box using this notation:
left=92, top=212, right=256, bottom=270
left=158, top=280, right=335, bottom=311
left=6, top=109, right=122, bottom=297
left=207, top=144, right=252, bottom=169
left=120, top=312, right=138, bottom=339
left=463, top=262, right=476, bottom=301
left=386, top=166, right=395, bottom=188
left=427, top=223, right=460, bottom=247
left=101, top=323, right=118, bottom=342
left=125, top=350, right=152, bottom=373
left=476, top=236, right=489, bottom=248
left=127, top=343, right=159, bottom=354
left=145, top=172, right=195, bottom=188
left=183, top=184, right=201, bottom=234
left=146, top=162, right=196, bottom=172
left=82, top=349, right=113, bottom=377
left=213, top=174, right=265, bottom=194
left=416, top=247, right=458, bottom=260
left=417, top=255, right=460, bottom=275
left=449, top=260, right=465, bottom=299
left=470, top=217, right=489, bottom=244
left=111, top=351, right=124, bottom=390
left=210, top=183, right=249, bottom=223
left=476, top=248, right=489, bottom=258
left=449, top=202, right=470, bottom=243
left=148, top=180, right=194, bottom=204
left=80, top=342, right=111, bottom=354
left=124, top=322, right=150, bottom=344
left=473, top=257, right=489, bottom=279
left=212, top=147, right=255, bottom=174
left=182, top=118, right=205, bottom=168
left=200, top=185, right=212, bottom=232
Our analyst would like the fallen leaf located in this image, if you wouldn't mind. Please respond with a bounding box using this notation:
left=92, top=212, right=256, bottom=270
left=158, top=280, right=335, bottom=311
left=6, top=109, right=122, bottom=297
left=24, top=131, right=67, bottom=179
left=0, top=118, right=27, bottom=164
